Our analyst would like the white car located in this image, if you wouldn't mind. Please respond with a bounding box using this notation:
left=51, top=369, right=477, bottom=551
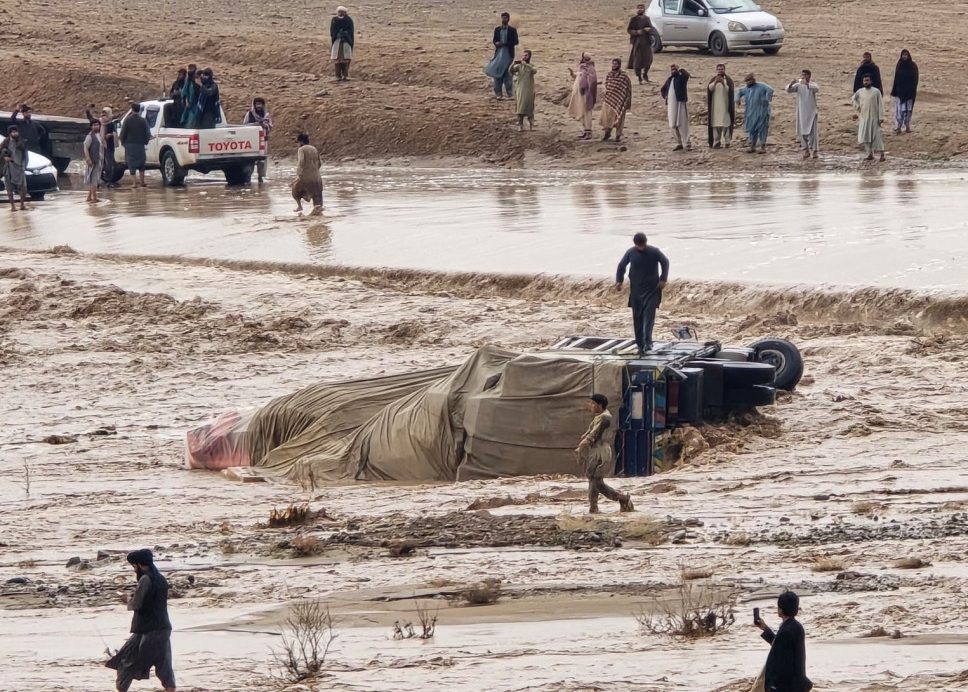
left=647, top=0, right=785, bottom=57
left=0, top=151, right=58, bottom=201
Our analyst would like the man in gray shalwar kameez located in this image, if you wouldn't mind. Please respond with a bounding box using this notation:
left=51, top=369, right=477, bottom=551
left=1, top=125, right=29, bottom=211
left=852, top=73, right=885, bottom=162
left=785, top=69, right=820, bottom=158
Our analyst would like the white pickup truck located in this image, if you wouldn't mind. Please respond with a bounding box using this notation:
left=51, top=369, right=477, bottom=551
left=111, top=99, right=266, bottom=186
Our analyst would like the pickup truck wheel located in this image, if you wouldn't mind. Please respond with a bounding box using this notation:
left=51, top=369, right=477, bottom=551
left=52, top=157, right=71, bottom=175
left=223, top=165, right=251, bottom=186
left=709, top=31, right=729, bottom=57
left=763, top=47, right=781, bottom=55
left=161, top=149, right=186, bottom=187
left=650, top=32, right=663, bottom=53
left=28, top=191, right=46, bottom=201
left=750, top=338, right=804, bottom=391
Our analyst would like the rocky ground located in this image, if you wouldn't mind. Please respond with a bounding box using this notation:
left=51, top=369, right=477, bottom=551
left=1, top=248, right=967, bottom=691
left=2, top=0, right=967, bottom=170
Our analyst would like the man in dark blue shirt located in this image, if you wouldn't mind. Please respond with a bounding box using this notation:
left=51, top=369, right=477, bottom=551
left=615, top=233, right=670, bottom=354
left=754, top=590, right=812, bottom=692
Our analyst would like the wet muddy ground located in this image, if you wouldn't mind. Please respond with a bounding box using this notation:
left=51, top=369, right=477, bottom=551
left=5, top=168, right=968, bottom=290
left=2, top=248, right=967, bottom=691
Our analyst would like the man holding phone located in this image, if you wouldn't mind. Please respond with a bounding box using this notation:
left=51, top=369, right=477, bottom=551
left=752, top=591, right=812, bottom=692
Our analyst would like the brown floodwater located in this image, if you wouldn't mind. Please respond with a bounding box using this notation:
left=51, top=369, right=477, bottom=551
left=2, top=167, right=967, bottom=291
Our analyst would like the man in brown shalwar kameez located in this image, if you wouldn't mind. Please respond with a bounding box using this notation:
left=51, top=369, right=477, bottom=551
left=292, top=133, right=324, bottom=215
left=627, top=4, right=654, bottom=84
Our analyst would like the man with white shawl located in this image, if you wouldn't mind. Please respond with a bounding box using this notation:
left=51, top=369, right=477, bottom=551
left=785, top=70, right=820, bottom=158
left=567, top=53, right=598, bottom=140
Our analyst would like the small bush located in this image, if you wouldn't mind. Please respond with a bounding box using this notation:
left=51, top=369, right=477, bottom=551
left=269, top=504, right=310, bottom=527
left=894, top=557, right=931, bottom=569
left=459, top=578, right=502, bottom=606
left=291, top=535, right=324, bottom=557
left=274, top=600, right=337, bottom=682
left=811, top=558, right=846, bottom=573
left=635, top=578, right=735, bottom=639
left=851, top=501, right=879, bottom=516
left=393, top=598, right=438, bottom=640
left=723, top=532, right=751, bottom=546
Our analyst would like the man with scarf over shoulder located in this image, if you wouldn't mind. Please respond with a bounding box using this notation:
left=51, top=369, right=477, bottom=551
left=243, top=97, right=273, bottom=182
left=106, top=549, right=176, bottom=692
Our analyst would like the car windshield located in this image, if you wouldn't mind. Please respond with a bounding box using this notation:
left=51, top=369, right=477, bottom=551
left=707, top=0, right=762, bottom=12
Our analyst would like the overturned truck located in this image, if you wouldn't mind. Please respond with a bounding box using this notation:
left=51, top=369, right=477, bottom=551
left=186, top=336, right=803, bottom=482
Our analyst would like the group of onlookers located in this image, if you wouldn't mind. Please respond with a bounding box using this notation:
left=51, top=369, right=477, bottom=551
left=485, top=7, right=921, bottom=163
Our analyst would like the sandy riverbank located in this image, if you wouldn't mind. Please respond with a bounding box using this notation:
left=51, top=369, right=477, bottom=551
left=1, top=248, right=967, bottom=691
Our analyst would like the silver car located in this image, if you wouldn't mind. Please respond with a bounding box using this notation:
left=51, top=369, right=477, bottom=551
left=647, top=0, right=785, bottom=56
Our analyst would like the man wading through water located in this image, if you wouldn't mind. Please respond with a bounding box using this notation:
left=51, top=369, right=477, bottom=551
left=106, top=549, right=176, bottom=692
left=616, top=232, right=670, bottom=354
left=575, top=394, right=634, bottom=514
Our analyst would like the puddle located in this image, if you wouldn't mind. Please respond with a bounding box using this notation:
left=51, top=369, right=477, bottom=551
left=2, top=168, right=968, bottom=291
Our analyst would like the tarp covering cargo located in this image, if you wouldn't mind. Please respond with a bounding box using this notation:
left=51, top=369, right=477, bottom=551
left=225, top=345, right=624, bottom=482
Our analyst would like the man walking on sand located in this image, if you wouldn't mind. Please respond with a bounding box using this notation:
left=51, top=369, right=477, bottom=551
left=575, top=394, right=634, bottom=514
left=510, top=50, right=537, bottom=131
left=852, top=73, right=885, bottom=162
left=119, top=102, right=151, bottom=188
left=601, top=58, right=632, bottom=143
left=616, top=232, right=670, bottom=354
left=785, top=70, right=819, bottom=158
left=707, top=63, right=735, bottom=149
left=736, top=73, right=773, bottom=154
left=627, top=4, right=654, bottom=84
left=487, top=12, right=519, bottom=99
left=661, top=64, right=690, bottom=151
left=106, top=549, right=176, bottom=692
left=292, top=133, right=324, bottom=215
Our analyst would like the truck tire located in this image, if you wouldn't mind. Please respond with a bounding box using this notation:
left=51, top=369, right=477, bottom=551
left=750, top=338, right=804, bottom=391
left=52, top=157, right=71, bottom=175
left=709, top=31, right=728, bottom=57
left=223, top=165, right=250, bottom=186
left=650, top=32, right=663, bottom=53
left=161, top=149, right=186, bottom=186
left=28, top=191, right=46, bottom=201
left=725, top=384, right=776, bottom=408
left=763, top=47, right=781, bottom=55
left=722, top=362, right=775, bottom=387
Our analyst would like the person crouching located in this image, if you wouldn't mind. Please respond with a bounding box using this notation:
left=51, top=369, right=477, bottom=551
left=575, top=394, right=634, bottom=514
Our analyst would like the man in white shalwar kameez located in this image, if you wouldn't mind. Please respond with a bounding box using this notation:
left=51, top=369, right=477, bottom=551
left=785, top=69, right=819, bottom=158
left=851, top=73, right=885, bottom=162
left=661, top=64, right=691, bottom=151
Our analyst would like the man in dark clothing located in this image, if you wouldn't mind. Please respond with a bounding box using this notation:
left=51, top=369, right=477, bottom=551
left=852, top=51, right=882, bottom=94
left=616, top=232, right=670, bottom=354
left=331, top=6, right=355, bottom=81
left=195, top=68, right=221, bottom=129
left=490, top=12, right=519, bottom=99
left=119, top=102, right=151, bottom=188
left=165, top=68, right=188, bottom=126
left=11, top=103, right=48, bottom=155
left=181, top=64, right=200, bottom=127
left=106, top=549, right=176, bottom=692
left=754, top=590, right=812, bottom=692
left=627, top=4, right=654, bottom=84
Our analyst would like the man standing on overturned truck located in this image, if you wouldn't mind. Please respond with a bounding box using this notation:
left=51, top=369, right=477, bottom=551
left=575, top=394, right=634, bottom=514
left=616, top=232, right=670, bottom=354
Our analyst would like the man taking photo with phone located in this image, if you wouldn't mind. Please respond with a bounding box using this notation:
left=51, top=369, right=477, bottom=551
left=752, top=590, right=812, bottom=692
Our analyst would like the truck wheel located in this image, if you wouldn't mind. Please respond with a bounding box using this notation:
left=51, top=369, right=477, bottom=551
left=107, top=165, right=126, bottom=184
left=28, top=191, right=46, bottom=201
left=709, top=31, right=728, bottom=57
left=223, top=165, right=249, bottom=186
left=161, top=149, right=186, bottom=186
left=650, top=32, right=663, bottom=53
left=52, top=157, right=71, bottom=175
left=724, top=384, right=776, bottom=408
left=763, top=47, right=781, bottom=55
left=750, top=338, right=804, bottom=391
left=722, top=362, right=775, bottom=387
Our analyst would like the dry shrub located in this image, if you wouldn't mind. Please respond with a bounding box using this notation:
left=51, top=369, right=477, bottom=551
left=894, top=557, right=931, bottom=569
left=851, top=501, right=880, bottom=516
left=274, top=600, right=337, bottom=682
left=291, top=535, right=324, bottom=557
left=269, top=504, right=310, bottom=527
left=681, top=565, right=714, bottom=581
left=557, top=513, right=667, bottom=545
left=393, top=598, right=438, bottom=640
left=861, top=625, right=901, bottom=639
left=724, top=532, right=751, bottom=546
left=635, top=578, right=735, bottom=639
left=811, top=558, right=846, bottom=573
left=16, top=559, right=36, bottom=568
left=459, top=578, right=502, bottom=606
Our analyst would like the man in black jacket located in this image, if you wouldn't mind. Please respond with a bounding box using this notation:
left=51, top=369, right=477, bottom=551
left=119, top=103, right=151, bottom=188
left=755, top=590, right=812, bottom=692
left=491, top=12, right=519, bottom=99
left=106, top=549, right=176, bottom=692
left=615, top=232, right=670, bottom=354
left=852, top=51, right=882, bottom=94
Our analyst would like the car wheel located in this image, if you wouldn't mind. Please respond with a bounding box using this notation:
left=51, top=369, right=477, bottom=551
left=52, top=157, right=71, bottom=175
left=724, top=384, right=776, bottom=408
left=223, top=165, right=249, bottom=186
left=750, top=338, right=804, bottom=391
left=709, top=31, right=728, bottom=57
left=650, top=32, right=663, bottom=53
left=721, top=362, right=775, bottom=387
left=28, top=191, right=46, bottom=201
left=763, top=47, right=781, bottom=55
left=161, top=149, right=186, bottom=186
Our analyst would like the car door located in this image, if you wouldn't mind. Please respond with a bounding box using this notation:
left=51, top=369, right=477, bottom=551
left=143, top=105, right=162, bottom=164
left=678, top=0, right=711, bottom=44
left=659, top=0, right=688, bottom=41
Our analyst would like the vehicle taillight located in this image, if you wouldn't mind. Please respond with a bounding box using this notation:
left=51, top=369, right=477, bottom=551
left=189, top=134, right=199, bottom=154
left=258, top=129, right=266, bottom=154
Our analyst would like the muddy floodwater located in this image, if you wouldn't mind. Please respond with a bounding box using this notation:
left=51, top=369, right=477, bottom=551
left=4, top=168, right=968, bottom=291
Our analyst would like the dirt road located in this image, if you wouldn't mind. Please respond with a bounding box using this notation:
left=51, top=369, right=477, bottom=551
left=2, top=0, right=967, bottom=170
left=2, top=249, right=967, bottom=690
